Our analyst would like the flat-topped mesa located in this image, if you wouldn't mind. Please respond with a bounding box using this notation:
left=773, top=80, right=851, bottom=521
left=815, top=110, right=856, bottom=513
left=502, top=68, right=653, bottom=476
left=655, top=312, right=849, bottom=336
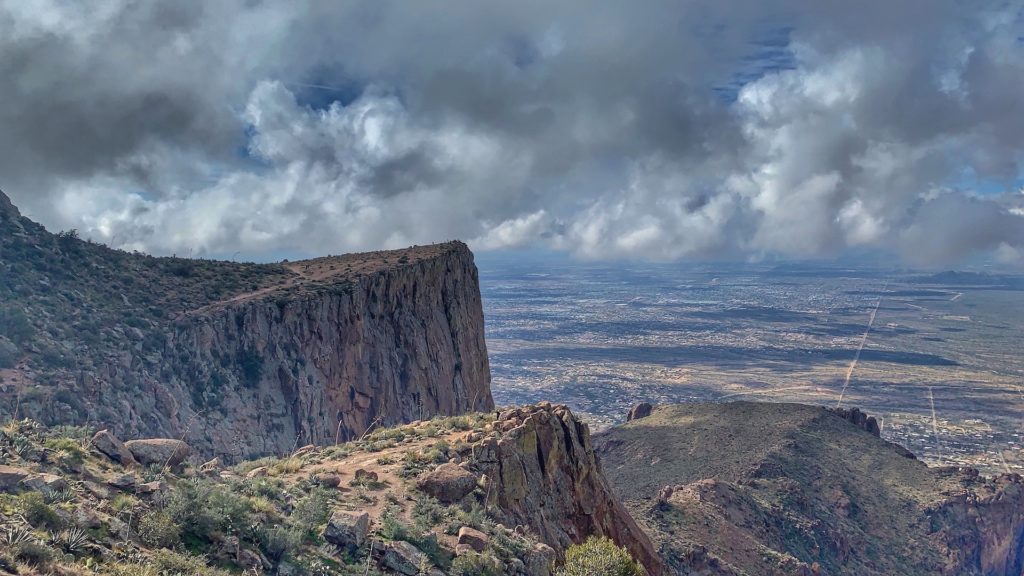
left=126, top=242, right=494, bottom=459
left=1, top=194, right=493, bottom=461
left=472, top=403, right=666, bottom=576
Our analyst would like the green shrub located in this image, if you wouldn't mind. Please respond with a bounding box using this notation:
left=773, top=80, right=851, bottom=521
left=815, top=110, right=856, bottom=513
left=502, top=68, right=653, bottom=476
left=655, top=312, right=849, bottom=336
left=151, top=549, right=231, bottom=576
left=291, top=486, right=334, bottom=536
left=451, top=550, right=503, bottom=576
left=13, top=540, right=54, bottom=567
left=164, top=478, right=253, bottom=545
left=557, top=537, right=644, bottom=576
left=259, top=525, right=302, bottom=564
left=139, top=510, right=182, bottom=548
left=17, top=491, right=62, bottom=530
left=43, top=436, right=86, bottom=464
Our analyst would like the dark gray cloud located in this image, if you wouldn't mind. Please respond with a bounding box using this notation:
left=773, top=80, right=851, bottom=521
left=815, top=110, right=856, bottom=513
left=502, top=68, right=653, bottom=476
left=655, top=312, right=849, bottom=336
left=0, top=0, right=1022, bottom=266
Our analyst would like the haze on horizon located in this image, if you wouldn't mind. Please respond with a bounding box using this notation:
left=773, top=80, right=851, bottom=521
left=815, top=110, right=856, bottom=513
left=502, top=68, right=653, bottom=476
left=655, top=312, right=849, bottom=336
left=1, top=1, right=1023, bottom=267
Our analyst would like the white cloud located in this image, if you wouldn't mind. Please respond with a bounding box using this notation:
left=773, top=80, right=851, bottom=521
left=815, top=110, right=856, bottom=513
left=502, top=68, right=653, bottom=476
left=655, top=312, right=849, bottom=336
left=0, top=0, right=1022, bottom=266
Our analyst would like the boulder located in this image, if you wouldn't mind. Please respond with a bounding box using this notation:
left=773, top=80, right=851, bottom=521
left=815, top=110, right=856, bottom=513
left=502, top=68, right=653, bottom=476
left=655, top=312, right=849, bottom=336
left=457, top=526, right=489, bottom=552
left=108, top=474, right=137, bottom=490
left=136, top=480, right=167, bottom=495
left=0, top=465, right=31, bottom=490
left=382, top=541, right=430, bottom=575
left=353, top=468, right=378, bottom=484
left=525, top=543, right=557, bottom=576
left=416, top=463, right=477, bottom=504
left=91, top=430, right=137, bottom=466
left=454, top=544, right=475, bottom=557
left=627, top=402, right=653, bottom=421
left=199, top=458, right=221, bottom=474
left=246, top=466, right=268, bottom=479
left=323, top=510, right=369, bottom=550
left=316, top=473, right=342, bottom=488
left=124, top=439, right=190, bottom=467
left=21, top=473, right=68, bottom=493
left=74, top=506, right=102, bottom=529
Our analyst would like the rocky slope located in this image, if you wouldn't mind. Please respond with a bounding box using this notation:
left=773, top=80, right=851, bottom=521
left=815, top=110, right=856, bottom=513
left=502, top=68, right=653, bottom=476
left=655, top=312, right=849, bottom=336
left=0, top=407, right=657, bottom=576
left=0, top=190, right=493, bottom=460
left=596, top=402, right=1024, bottom=576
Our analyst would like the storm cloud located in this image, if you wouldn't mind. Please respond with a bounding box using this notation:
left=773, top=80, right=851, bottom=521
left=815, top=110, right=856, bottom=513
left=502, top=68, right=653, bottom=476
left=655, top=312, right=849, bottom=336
left=1, top=0, right=1022, bottom=265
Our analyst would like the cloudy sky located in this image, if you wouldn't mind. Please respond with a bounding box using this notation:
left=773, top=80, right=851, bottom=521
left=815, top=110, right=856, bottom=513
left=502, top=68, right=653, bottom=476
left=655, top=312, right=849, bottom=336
left=2, top=1, right=1023, bottom=266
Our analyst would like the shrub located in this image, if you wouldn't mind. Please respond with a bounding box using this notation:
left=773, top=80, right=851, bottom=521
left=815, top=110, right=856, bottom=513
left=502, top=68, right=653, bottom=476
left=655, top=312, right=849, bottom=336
left=111, top=493, right=140, bottom=516
left=49, top=527, right=89, bottom=556
left=43, top=436, right=86, bottom=465
left=451, top=551, right=503, bottom=576
left=259, top=525, right=302, bottom=564
left=151, top=549, right=231, bottom=576
left=18, top=491, right=62, bottom=530
left=164, top=478, right=253, bottom=545
left=291, top=486, right=334, bottom=536
left=557, top=537, right=644, bottom=576
left=139, top=510, right=182, bottom=548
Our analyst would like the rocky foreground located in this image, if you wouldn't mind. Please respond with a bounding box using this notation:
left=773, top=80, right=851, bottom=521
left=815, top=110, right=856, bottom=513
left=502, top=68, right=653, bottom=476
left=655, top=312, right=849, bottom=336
left=0, top=403, right=660, bottom=576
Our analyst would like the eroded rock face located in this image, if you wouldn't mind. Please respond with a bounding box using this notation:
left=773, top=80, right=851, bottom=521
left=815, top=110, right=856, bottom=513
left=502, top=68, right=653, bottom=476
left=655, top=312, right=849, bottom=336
left=473, top=404, right=666, bottom=576
left=627, top=402, right=653, bottom=421
left=828, top=407, right=880, bottom=436
left=928, top=472, right=1024, bottom=575
left=20, top=243, right=493, bottom=461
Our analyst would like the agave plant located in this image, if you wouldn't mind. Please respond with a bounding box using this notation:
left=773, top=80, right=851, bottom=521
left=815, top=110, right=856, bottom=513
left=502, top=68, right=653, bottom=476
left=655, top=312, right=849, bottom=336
left=2, top=525, right=35, bottom=547
left=50, top=527, right=89, bottom=555
left=43, top=487, right=76, bottom=504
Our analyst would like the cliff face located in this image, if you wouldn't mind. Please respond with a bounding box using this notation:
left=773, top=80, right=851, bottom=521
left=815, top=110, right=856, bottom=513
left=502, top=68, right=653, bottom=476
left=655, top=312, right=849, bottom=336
left=80, top=243, right=492, bottom=459
left=473, top=403, right=666, bottom=575
left=928, top=472, right=1024, bottom=575
left=596, top=402, right=1024, bottom=576
left=1, top=195, right=493, bottom=460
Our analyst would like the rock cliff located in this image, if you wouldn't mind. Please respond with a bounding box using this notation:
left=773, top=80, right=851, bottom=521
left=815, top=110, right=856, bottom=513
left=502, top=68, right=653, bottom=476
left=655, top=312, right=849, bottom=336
left=596, top=402, right=1024, bottom=576
left=473, top=403, right=666, bottom=575
left=0, top=193, right=493, bottom=460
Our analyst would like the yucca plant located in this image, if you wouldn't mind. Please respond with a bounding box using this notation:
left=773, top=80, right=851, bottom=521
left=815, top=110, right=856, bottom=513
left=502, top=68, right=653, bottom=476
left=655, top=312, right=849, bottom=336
left=50, top=527, right=89, bottom=555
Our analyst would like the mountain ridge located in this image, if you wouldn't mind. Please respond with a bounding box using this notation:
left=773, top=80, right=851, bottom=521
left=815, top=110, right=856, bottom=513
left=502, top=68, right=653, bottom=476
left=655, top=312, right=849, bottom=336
left=0, top=193, right=492, bottom=461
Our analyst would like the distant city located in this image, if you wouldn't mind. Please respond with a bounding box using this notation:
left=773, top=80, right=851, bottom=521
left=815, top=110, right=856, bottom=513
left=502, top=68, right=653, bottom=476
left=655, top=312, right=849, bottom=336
left=480, top=255, right=1024, bottom=475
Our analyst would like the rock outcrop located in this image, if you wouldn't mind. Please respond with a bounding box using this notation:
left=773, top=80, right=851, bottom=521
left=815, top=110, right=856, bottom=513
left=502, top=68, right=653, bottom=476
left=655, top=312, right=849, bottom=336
left=2, top=193, right=494, bottom=461
left=473, top=403, right=666, bottom=575
left=91, top=430, right=138, bottom=466
left=139, top=242, right=494, bottom=460
left=928, top=472, right=1024, bottom=575
left=828, top=406, right=880, bottom=436
left=627, top=402, right=653, bottom=421
left=0, top=189, right=19, bottom=220
left=597, top=402, right=1024, bottom=576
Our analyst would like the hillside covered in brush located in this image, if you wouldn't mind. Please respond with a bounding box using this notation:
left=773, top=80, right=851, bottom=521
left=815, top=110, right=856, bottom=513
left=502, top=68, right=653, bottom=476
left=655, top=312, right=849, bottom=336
left=597, top=402, right=1024, bottom=576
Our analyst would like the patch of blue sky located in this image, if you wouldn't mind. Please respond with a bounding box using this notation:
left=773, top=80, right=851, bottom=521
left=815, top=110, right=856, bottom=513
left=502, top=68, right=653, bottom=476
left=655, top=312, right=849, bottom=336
left=713, top=26, right=796, bottom=103
left=953, top=166, right=1024, bottom=195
